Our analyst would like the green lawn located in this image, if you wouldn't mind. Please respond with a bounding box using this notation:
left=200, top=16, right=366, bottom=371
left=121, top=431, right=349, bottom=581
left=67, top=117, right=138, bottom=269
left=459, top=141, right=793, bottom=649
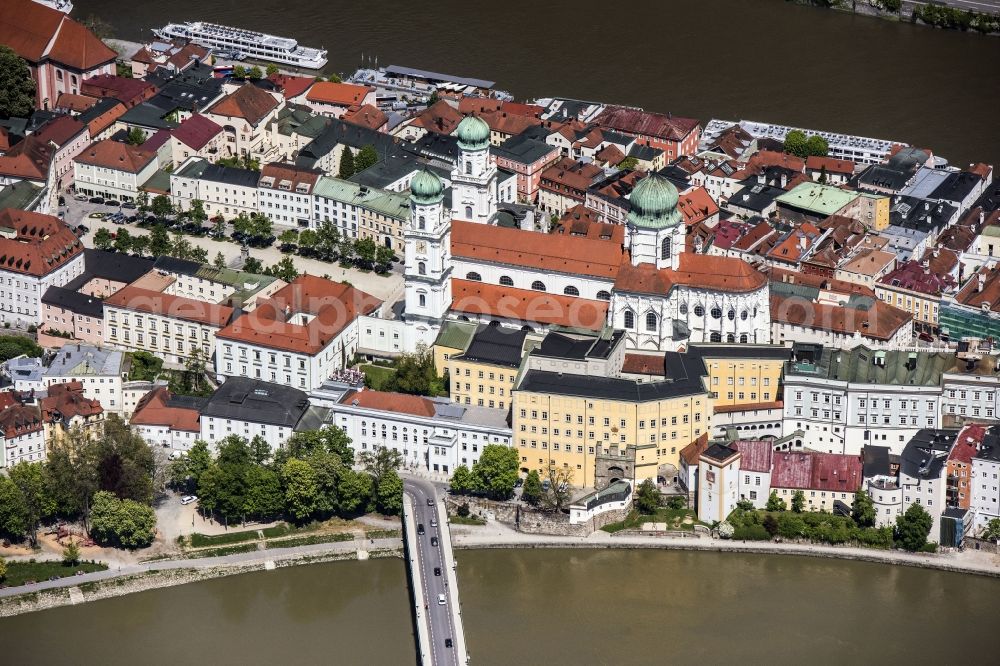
left=365, top=529, right=401, bottom=539
left=266, top=533, right=355, bottom=549
left=188, top=530, right=261, bottom=548
left=450, top=515, right=486, bottom=526
left=188, top=543, right=259, bottom=558
left=601, top=508, right=698, bottom=533
left=360, top=364, right=396, bottom=391
left=1, top=560, right=107, bottom=587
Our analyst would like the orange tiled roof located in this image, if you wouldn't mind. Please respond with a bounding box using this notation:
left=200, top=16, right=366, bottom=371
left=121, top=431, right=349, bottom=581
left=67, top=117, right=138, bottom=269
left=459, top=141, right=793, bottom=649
left=0, top=209, right=83, bottom=277
left=451, top=220, right=624, bottom=279
left=267, top=73, right=316, bottom=100
left=677, top=186, right=719, bottom=226
left=0, top=0, right=116, bottom=70
left=207, top=84, right=279, bottom=126
left=75, top=139, right=156, bottom=173
left=104, top=285, right=234, bottom=327
left=679, top=432, right=710, bottom=465
left=0, top=136, right=54, bottom=181
left=805, top=155, right=856, bottom=175
left=217, top=275, right=381, bottom=354
left=0, top=398, right=42, bottom=439
left=341, top=389, right=437, bottom=418
left=55, top=92, right=100, bottom=112
left=42, top=381, right=103, bottom=421
left=343, top=104, right=388, bottom=131
left=130, top=386, right=201, bottom=432
left=714, top=401, right=783, bottom=414
left=615, top=254, right=768, bottom=295
left=622, top=353, right=665, bottom=376
left=450, top=279, right=609, bottom=331
left=411, top=100, right=464, bottom=135
left=306, top=81, right=373, bottom=107
left=769, top=294, right=911, bottom=341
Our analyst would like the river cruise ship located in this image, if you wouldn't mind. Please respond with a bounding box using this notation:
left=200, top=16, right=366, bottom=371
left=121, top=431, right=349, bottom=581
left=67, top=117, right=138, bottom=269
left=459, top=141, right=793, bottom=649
left=153, top=21, right=327, bottom=69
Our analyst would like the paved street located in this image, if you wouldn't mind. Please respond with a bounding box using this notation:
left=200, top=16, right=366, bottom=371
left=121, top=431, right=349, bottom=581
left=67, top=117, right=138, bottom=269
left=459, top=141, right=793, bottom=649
left=60, top=197, right=404, bottom=304
left=405, top=477, right=461, bottom=666
left=911, top=0, right=1000, bottom=11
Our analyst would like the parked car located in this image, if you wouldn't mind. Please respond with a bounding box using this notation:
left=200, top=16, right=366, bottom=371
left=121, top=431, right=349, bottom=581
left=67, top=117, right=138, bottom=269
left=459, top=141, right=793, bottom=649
left=121, top=201, right=137, bottom=209
left=74, top=193, right=88, bottom=202
left=430, top=518, right=437, bottom=528
left=104, top=199, right=120, bottom=207
left=427, top=498, right=435, bottom=506
left=445, top=639, right=453, bottom=648
left=58, top=196, right=66, bottom=206
left=88, top=196, right=105, bottom=204
left=180, top=495, right=198, bottom=505
left=918, top=332, right=934, bottom=343
left=75, top=224, right=89, bottom=235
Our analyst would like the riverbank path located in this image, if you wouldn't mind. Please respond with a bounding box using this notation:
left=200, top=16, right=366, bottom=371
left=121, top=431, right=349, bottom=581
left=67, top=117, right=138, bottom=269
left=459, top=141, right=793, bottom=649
left=404, top=477, right=468, bottom=666
left=0, top=536, right=401, bottom=600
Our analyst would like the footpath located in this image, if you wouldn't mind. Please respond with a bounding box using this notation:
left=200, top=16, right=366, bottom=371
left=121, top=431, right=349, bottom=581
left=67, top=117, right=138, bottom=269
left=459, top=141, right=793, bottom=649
left=450, top=523, right=1000, bottom=578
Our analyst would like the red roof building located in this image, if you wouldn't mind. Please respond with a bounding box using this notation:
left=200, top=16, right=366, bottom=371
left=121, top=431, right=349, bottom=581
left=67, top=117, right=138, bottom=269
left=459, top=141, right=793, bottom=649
left=594, top=106, right=701, bottom=160
left=80, top=75, right=157, bottom=109
left=131, top=386, right=202, bottom=433
left=0, top=0, right=117, bottom=109
left=771, top=450, right=863, bottom=510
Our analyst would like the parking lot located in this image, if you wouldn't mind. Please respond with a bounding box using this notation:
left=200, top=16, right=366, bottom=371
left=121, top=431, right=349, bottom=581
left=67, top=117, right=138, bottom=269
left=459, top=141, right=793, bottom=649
left=60, top=196, right=404, bottom=304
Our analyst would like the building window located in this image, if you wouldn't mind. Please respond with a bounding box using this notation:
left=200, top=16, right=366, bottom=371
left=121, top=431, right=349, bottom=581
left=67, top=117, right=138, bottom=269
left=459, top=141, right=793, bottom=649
left=466, top=272, right=481, bottom=281
left=596, top=290, right=611, bottom=301
left=645, top=312, right=657, bottom=332
left=564, top=285, right=579, bottom=296
left=531, top=280, right=546, bottom=292
left=418, top=261, right=426, bottom=275
left=661, top=236, right=671, bottom=260
left=499, top=275, right=513, bottom=286
left=623, top=310, right=635, bottom=329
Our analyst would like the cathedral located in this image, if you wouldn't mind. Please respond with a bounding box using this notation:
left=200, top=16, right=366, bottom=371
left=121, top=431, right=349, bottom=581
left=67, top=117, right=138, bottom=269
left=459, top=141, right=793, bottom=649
left=403, top=115, right=771, bottom=351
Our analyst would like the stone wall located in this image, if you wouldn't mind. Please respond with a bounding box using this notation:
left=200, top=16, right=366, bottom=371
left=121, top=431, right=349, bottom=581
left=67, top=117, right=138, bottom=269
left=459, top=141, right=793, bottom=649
left=446, top=495, right=629, bottom=536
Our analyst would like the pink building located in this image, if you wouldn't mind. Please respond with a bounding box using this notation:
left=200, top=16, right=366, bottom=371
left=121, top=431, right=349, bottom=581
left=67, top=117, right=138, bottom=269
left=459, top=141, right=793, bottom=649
left=492, top=134, right=560, bottom=203
left=0, top=0, right=117, bottom=111
left=34, top=116, right=90, bottom=192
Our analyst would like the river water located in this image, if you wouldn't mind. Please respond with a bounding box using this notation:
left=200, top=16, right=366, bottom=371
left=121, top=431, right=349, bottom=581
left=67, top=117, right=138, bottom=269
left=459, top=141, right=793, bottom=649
left=3, top=550, right=1000, bottom=664
left=74, top=0, right=1000, bottom=167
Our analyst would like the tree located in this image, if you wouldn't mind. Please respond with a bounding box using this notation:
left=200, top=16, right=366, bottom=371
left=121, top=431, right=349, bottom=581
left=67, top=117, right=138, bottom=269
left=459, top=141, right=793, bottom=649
left=376, top=469, right=404, bottom=515
left=94, top=227, right=113, bottom=251
left=763, top=513, right=779, bottom=537
left=247, top=66, right=263, bottom=80
left=89, top=491, right=156, bottom=549
left=232, top=65, right=247, bottom=80
left=184, top=440, right=213, bottom=492
left=337, top=468, right=372, bottom=514
left=766, top=490, right=787, bottom=512
left=982, top=518, right=1000, bottom=542
left=636, top=479, right=660, bottom=514
left=266, top=63, right=280, bottom=77
left=895, top=502, right=933, bottom=552
left=9, top=462, right=56, bottom=547
left=354, top=238, right=378, bottom=268
left=450, top=465, right=474, bottom=495
left=136, top=191, right=150, bottom=215
left=338, top=146, right=355, bottom=178
left=375, top=245, right=396, bottom=273
left=189, top=199, right=208, bottom=225
left=243, top=256, right=264, bottom=274
left=130, top=234, right=150, bottom=257
left=213, top=251, right=227, bottom=269
left=267, top=255, right=299, bottom=282
left=354, top=144, right=379, bottom=173
left=427, top=90, right=440, bottom=106
left=190, top=246, right=209, bottom=264
left=0, top=475, right=28, bottom=541
left=283, top=426, right=354, bottom=465
left=126, top=127, right=146, bottom=146
left=791, top=490, right=806, bottom=513
left=817, top=165, right=828, bottom=185
left=0, top=557, right=6, bottom=582
left=45, top=430, right=99, bottom=525
left=736, top=499, right=755, bottom=512
left=113, top=228, right=133, bottom=254
left=211, top=215, right=227, bottom=239
left=616, top=156, right=639, bottom=170
left=148, top=224, right=171, bottom=257
left=0, top=334, right=43, bottom=363
left=151, top=195, right=174, bottom=219
left=62, top=540, right=81, bottom=566
left=243, top=465, right=283, bottom=520
left=0, top=46, right=37, bottom=118
left=472, top=444, right=519, bottom=500
left=171, top=232, right=193, bottom=260
left=298, top=228, right=319, bottom=252
left=806, top=135, right=829, bottom=158
left=359, top=446, right=404, bottom=503
left=282, top=458, right=319, bottom=522
left=93, top=416, right=155, bottom=504
left=783, top=130, right=809, bottom=158
left=279, top=229, right=299, bottom=246
left=181, top=346, right=208, bottom=393
left=851, top=490, right=877, bottom=528
left=521, top=470, right=542, bottom=505
left=385, top=347, right=445, bottom=397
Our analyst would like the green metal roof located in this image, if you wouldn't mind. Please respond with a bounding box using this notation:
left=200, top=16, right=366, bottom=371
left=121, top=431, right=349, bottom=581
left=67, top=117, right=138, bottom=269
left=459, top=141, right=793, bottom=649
left=0, top=181, right=42, bottom=211
left=434, top=320, right=478, bottom=351
left=455, top=115, right=490, bottom=151
left=776, top=182, right=859, bottom=216
left=627, top=174, right=682, bottom=229
left=785, top=345, right=950, bottom=386
left=410, top=168, right=444, bottom=204
left=313, top=176, right=411, bottom=221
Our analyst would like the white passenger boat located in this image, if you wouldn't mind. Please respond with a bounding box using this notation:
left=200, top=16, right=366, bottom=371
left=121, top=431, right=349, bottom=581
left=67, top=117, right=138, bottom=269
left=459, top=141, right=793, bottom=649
left=153, top=21, right=327, bottom=69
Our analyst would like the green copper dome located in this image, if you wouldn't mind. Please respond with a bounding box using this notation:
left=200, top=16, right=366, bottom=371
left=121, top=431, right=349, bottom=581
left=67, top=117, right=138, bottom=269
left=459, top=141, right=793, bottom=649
left=456, top=115, right=490, bottom=150
left=627, top=174, right=682, bottom=229
left=410, top=168, right=444, bottom=204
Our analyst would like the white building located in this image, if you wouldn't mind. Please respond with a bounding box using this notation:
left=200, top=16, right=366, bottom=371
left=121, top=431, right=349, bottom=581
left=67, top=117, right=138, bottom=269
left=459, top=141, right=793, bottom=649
left=198, top=377, right=310, bottom=450
left=730, top=439, right=774, bottom=509
left=899, top=429, right=953, bottom=540
left=72, top=139, right=158, bottom=203
left=257, top=163, right=320, bottom=227
left=215, top=275, right=382, bottom=392
left=782, top=346, right=948, bottom=455
left=0, top=209, right=85, bottom=326
left=971, top=432, right=1000, bottom=534
left=862, top=445, right=903, bottom=528
left=450, top=116, right=497, bottom=223
left=43, top=344, right=130, bottom=414
left=328, top=387, right=512, bottom=475
left=697, top=442, right=741, bottom=524
left=170, top=156, right=260, bottom=220
left=130, top=386, right=204, bottom=452
left=0, top=393, right=45, bottom=468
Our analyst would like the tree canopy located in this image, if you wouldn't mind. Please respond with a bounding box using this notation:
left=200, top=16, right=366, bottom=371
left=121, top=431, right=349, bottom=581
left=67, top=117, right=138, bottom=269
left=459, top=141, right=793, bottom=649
left=89, top=491, right=156, bottom=549
left=636, top=479, right=660, bottom=514
left=354, top=144, right=379, bottom=173
left=895, top=502, right=933, bottom=552
left=0, top=46, right=36, bottom=118
left=0, top=334, right=43, bottom=363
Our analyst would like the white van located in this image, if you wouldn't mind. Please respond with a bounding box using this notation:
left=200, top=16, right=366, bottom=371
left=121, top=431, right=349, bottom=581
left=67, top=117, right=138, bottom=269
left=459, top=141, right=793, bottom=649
left=437, top=593, right=446, bottom=606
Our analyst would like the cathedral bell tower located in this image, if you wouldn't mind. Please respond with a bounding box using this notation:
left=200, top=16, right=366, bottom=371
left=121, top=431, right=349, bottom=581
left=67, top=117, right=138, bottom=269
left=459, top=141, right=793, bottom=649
left=403, top=168, right=452, bottom=348
left=450, top=115, right=497, bottom=224
left=626, top=173, right=685, bottom=270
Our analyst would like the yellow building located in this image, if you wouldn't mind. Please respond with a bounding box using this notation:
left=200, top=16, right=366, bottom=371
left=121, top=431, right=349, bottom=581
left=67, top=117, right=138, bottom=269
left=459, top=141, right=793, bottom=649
left=447, top=325, right=531, bottom=411
left=513, top=351, right=711, bottom=488
left=432, top=321, right=478, bottom=375
left=689, top=344, right=788, bottom=408
left=838, top=191, right=890, bottom=231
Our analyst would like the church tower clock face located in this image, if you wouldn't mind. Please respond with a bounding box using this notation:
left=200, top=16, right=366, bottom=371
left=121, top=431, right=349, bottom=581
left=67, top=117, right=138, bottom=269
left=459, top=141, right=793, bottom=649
left=417, top=241, right=427, bottom=254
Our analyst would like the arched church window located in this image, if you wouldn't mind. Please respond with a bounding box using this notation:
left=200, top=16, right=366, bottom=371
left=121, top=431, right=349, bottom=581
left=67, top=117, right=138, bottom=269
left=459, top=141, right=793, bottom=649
left=694, top=305, right=705, bottom=317
left=531, top=281, right=546, bottom=292
left=466, top=272, right=482, bottom=281
left=596, top=290, right=611, bottom=301
left=465, top=205, right=473, bottom=219
left=661, top=237, right=671, bottom=260
left=726, top=334, right=736, bottom=343
left=711, top=307, right=722, bottom=320
left=740, top=310, right=749, bottom=321
left=645, top=312, right=657, bottom=332
left=740, top=334, right=748, bottom=344
left=564, top=286, right=579, bottom=296
left=418, top=262, right=426, bottom=276
left=623, top=310, right=635, bottom=329
left=727, top=309, right=735, bottom=321
left=499, top=275, right=514, bottom=287
left=710, top=332, right=722, bottom=342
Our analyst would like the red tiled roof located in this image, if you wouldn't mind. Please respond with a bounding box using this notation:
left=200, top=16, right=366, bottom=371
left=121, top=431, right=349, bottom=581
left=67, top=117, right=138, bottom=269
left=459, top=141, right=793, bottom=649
left=595, top=106, right=700, bottom=142
left=770, top=267, right=875, bottom=298
left=306, top=81, right=373, bottom=107
left=746, top=150, right=806, bottom=173
left=480, top=110, right=542, bottom=137
left=769, top=294, right=911, bottom=341
left=677, top=186, right=719, bottom=226
left=55, top=92, right=100, bottom=112
left=730, top=439, right=774, bottom=473
left=969, top=163, right=993, bottom=180
left=172, top=114, right=223, bottom=150
left=130, top=386, right=201, bottom=432
left=83, top=99, right=127, bottom=138
left=949, top=424, right=987, bottom=464
left=34, top=115, right=86, bottom=148
left=540, top=157, right=604, bottom=194
left=343, top=104, right=388, bottom=131
left=207, top=84, right=279, bottom=126
left=614, top=254, right=768, bottom=295
left=772, top=451, right=862, bottom=492
left=450, top=279, right=609, bottom=331
left=81, top=75, right=157, bottom=107
left=0, top=136, right=54, bottom=181
left=217, top=275, right=381, bottom=354
left=0, top=398, right=42, bottom=439
left=0, top=209, right=83, bottom=277
left=714, top=401, right=783, bottom=414
left=679, top=432, right=710, bottom=465
left=75, top=139, right=156, bottom=173
left=411, top=100, right=464, bottom=135
left=0, top=0, right=116, bottom=70
left=710, top=219, right=751, bottom=250
left=622, top=353, right=665, bottom=376
left=731, top=221, right=777, bottom=252
left=878, top=259, right=956, bottom=296
left=104, top=285, right=234, bottom=327
left=595, top=144, right=625, bottom=166
left=260, top=163, right=321, bottom=193
left=955, top=264, right=1000, bottom=314
left=341, top=389, right=437, bottom=418
left=451, top=220, right=624, bottom=279
left=805, top=155, right=856, bottom=175
left=42, top=381, right=103, bottom=421
left=267, top=73, right=316, bottom=100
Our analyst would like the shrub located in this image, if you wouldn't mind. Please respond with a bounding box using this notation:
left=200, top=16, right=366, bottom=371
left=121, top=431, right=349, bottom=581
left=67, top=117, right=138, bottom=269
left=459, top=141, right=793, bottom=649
left=733, top=524, right=770, bottom=541
left=763, top=514, right=779, bottom=537
left=718, top=521, right=734, bottom=539
left=777, top=513, right=806, bottom=540
left=457, top=502, right=470, bottom=518
left=666, top=496, right=686, bottom=510
left=919, top=542, right=938, bottom=554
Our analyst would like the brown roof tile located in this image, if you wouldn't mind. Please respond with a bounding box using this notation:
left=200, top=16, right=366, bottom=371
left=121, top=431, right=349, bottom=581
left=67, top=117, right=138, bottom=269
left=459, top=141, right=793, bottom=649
left=450, top=279, right=609, bottom=331
left=0, top=0, right=116, bottom=70
left=75, top=139, right=156, bottom=173
left=207, top=84, right=279, bottom=126
left=0, top=209, right=83, bottom=277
